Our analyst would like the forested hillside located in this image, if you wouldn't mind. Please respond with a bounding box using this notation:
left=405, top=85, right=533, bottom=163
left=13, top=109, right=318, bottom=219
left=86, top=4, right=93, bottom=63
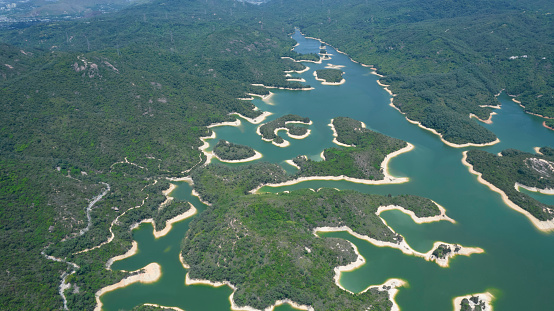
left=0, top=0, right=308, bottom=309
left=261, top=0, right=554, bottom=143
left=1, top=0, right=552, bottom=309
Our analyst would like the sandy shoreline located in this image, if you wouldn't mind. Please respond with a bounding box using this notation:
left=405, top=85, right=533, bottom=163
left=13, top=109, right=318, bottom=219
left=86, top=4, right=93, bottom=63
left=514, top=182, right=554, bottom=195
left=247, top=92, right=274, bottom=101
left=252, top=83, right=314, bottom=91
left=256, top=120, right=312, bottom=147
left=461, top=151, right=554, bottom=232
left=314, top=226, right=483, bottom=268
left=376, top=204, right=455, bottom=224
left=405, top=117, right=500, bottom=148
left=94, top=263, right=162, bottom=311
left=106, top=241, right=138, bottom=270
left=330, top=239, right=406, bottom=310
left=281, top=56, right=322, bottom=64
left=544, top=121, right=554, bottom=131
left=133, top=202, right=198, bottom=239
left=234, top=111, right=273, bottom=124
left=313, top=70, right=345, bottom=85
left=376, top=79, right=394, bottom=96
left=142, top=303, right=185, bottom=311
left=470, top=112, right=497, bottom=124
left=325, top=64, right=345, bottom=69
left=208, top=119, right=241, bottom=128
left=534, top=147, right=543, bottom=155
left=250, top=142, right=414, bottom=193
left=214, top=150, right=263, bottom=163
left=185, top=273, right=314, bottom=311
left=453, top=292, right=494, bottom=311
left=284, top=66, right=310, bottom=74
left=285, top=159, right=300, bottom=169
left=328, top=119, right=355, bottom=147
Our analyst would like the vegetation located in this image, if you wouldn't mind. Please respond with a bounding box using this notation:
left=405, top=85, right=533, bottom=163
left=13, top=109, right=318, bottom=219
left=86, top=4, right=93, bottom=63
left=183, top=162, right=442, bottom=310
left=1, top=0, right=552, bottom=309
left=315, top=69, right=343, bottom=83
left=0, top=0, right=318, bottom=309
left=283, top=51, right=321, bottom=62
left=213, top=140, right=256, bottom=161
left=432, top=244, right=452, bottom=259
left=258, top=114, right=311, bottom=144
left=460, top=296, right=486, bottom=311
left=294, top=117, right=406, bottom=180
left=466, top=147, right=554, bottom=221
left=545, top=120, right=554, bottom=131
left=258, top=0, right=553, bottom=145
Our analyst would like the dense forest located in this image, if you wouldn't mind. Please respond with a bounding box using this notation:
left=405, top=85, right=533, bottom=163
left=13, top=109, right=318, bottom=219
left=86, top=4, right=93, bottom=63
left=294, top=117, right=406, bottom=180
left=257, top=114, right=311, bottom=145
left=213, top=139, right=256, bottom=161
left=259, top=0, right=554, bottom=142
left=182, top=162, right=441, bottom=311
left=315, top=69, right=343, bottom=83
left=1, top=0, right=553, bottom=309
left=465, top=147, right=554, bottom=221
left=0, top=0, right=311, bottom=309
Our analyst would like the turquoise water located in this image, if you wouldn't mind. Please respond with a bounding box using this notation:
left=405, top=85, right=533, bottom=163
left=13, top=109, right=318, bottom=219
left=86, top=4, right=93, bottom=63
left=100, top=30, right=554, bottom=311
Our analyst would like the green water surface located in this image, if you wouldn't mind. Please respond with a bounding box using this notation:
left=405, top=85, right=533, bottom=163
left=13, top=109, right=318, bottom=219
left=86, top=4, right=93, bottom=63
left=100, top=30, right=554, bottom=311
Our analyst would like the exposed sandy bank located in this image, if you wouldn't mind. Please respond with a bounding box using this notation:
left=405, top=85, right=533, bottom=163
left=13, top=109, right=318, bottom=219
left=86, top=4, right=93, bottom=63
left=453, top=292, right=494, bottom=311
left=470, top=112, right=497, bottom=124
left=514, top=182, right=554, bottom=195
left=251, top=83, right=314, bottom=91
left=405, top=117, right=500, bottom=148
left=185, top=273, right=314, bottom=311
left=95, top=263, right=161, bottom=311
left=461, top=151, right=554, bottom=232
left=314, top=226, right=483, bottom=268
left=142, top=303, right=184, bottom=311
left=534, top=147, right=543, bottom=155
left=214, top=150, right=263, bottom=163
left=313, top=70, right=345, bottom=85
left=250, top=143, right=414, bottom=193
left=376, top=204, right=455, bottom=224
left=328, top=119, right=355, bottom=147
left=330, top=239, right=406, bottom=310
left=208, top=119, right=241, bottom=128
left=133, top=202, right=198, bottom=239
left=234, top=111, right=273, bottom=124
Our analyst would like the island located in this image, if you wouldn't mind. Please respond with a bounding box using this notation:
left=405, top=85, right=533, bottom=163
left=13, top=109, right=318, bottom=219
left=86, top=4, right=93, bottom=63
left=453, top=292, right=494, bottom=311
left=212, top=140, right=261, bottom=163
left=257, top=114, right=312, bottom=147
left=463, top=147, right=554, bottom=231
left=183, top=162, right=451, bottom=311
left=292, top=117, right=407, bottom=181
left=314, top=69, right=345, bottom=85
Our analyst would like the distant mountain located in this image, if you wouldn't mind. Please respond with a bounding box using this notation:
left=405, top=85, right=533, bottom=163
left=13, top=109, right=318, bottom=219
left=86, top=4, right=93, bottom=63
left=0, top=0, right=151, bottom=23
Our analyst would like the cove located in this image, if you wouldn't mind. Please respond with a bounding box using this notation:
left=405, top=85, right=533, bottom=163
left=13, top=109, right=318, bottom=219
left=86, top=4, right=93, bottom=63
left=100, top=30, right=554, bottom=311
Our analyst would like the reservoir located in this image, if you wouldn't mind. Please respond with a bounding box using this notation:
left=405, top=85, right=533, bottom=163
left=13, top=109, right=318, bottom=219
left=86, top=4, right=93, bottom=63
left=100, top=30, right=554, bottom=311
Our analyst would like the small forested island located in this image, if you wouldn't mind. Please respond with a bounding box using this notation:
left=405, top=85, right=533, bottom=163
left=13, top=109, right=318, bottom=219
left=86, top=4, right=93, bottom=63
left=283, top=51, right=321, bottom=63
left=258, top=114, right=311, bottom=146
left=432, top=244, right=457, bottom=259
left=314, top=69, right=344, bottom=84
left=293, top=117, right=407, bottom=180
left=183, top=162, right=442, bottom=311
left=454, top=293, right=494, bottom=311
left=464, top=147, right=554, bottom=228
left=213, top=140, right=257, bottom=162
